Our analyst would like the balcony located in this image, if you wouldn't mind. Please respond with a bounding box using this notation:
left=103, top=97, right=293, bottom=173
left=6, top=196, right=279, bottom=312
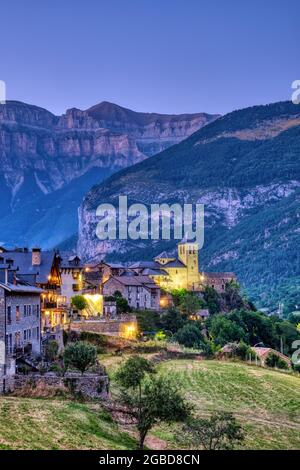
left=43, top=301, right=57, bottom=309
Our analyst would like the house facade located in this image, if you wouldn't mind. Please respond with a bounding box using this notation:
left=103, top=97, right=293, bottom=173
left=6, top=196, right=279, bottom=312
left=58, top=253, right=85, bottom=306
left=0, top=277, right=42, bottom=392
left=102, top=275, right=160, bottom=310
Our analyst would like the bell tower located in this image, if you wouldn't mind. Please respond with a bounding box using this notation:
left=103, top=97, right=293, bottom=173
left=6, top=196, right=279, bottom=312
left=178, top=237, right=199, bottom=289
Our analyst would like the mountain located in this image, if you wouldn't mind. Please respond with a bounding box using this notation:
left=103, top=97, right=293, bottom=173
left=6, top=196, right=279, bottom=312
left=0, top=100, right=218, bottom=248
left=78, top=101, right=300, bottom=310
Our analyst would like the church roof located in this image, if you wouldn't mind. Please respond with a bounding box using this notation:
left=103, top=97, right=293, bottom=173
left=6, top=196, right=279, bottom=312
left=154, top=251, right=175, bottom=260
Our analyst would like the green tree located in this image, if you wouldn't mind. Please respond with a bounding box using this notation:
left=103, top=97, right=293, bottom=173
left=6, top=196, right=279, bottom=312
left=179, top=293, right=204, bottom=316
left=203, top=286, right=221, bottom=315
left=208, top=315, right=246, bottom=346
left=44, top=340, right=59, bottom=362
left=115, top=356, right=191, bottom=449
left=174, top=324, right=206, bottom=349
left=63, top=341, right=97, bottom=374
left=159, top=307, right=186, bottom=334
left=265, top=352, right=289, bottom=370
left=71, top=295, right=87, bottom=312
left=184, top=411, right=245, bottom=450
left=113, top=291, right=131, bottom=314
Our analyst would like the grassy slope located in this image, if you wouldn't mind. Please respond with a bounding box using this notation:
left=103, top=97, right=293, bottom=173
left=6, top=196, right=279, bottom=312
left=0, top=398, right=136, bottom=450
left=101, top=355, right=300, bottom=450
left=153, top=360, right=300, bottom=450
left=0, top=358, right=299, bottom=450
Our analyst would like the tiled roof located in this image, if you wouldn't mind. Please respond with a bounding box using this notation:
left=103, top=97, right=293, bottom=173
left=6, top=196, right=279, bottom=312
left=141, top=268, right=169, bottom=276
left=0, top=251, right=57, bottom=284
left=0, top=282, right=43, bottom=294
left=104, top=275, right=159, bottom=289
left=58, top=251, right=83, bottom=268
left=154, top=251, right=175, bottom=260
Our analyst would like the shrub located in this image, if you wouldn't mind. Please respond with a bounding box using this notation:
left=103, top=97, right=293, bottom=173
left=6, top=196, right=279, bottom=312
left=44, top=340, right=59, bottom=362
left=174, top=324, right=206, bottom=349
left=63, top=341, right=97, bottom=374
left=265, top=352, right=289, bottom=370
left=71, top=295, right=88, bottom=311
left=79, top=331, right=107, bottom=353
left=184, top=411, right=245, bottom=450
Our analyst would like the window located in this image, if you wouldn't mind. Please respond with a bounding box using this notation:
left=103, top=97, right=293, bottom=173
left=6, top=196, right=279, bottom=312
left=16, top=306, right=20, bottom=321
left=7, top=306, right=12, bottom=324
left=24, top=330, right=27, bottom=341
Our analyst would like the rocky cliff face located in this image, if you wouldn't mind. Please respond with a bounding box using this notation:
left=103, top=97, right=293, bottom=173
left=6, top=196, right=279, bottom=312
left=78, top=101, right=300, bottom=308
left=0, top=100, right=217, bottom=247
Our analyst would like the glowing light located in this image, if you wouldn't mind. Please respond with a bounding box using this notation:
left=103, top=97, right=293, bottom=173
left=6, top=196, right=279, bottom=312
left=119, top=322, right=138, bottom=340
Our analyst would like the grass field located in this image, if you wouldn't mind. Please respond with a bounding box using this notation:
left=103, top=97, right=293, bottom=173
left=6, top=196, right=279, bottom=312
left=0, top=398, right=136, bottom=450
left=0, top=358, right=299, bottom=450
left=152, top=360, right=300, bottom=450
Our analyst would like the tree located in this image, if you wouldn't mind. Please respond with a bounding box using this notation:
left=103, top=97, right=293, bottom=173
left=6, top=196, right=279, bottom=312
left=115, top=356, right=191, bottom=449
left=159, top=307, right=186, bottom=334
left=265, top=352, right=289, bottom=370
left=179, top=293, right=204, bottom=316
left=208, top=315, right=246, bottom=346
left=174, top=324, right=206, bottom=349
left=71, top=295, right=87, bottom=312
left=112, top=291, right=131, bottom=314
left=222, top=281, right=247, bottom=311
left=184, top=411, right=245, bottom=450
left=44, top=340, right=59, bottom=362
left=63, top=341, right=97, bottom=374
left=203, top=286, right=221, bottom=315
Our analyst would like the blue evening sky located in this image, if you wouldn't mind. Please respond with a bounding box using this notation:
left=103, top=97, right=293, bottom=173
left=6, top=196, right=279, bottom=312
left=0, top=0, right=299, bottom=116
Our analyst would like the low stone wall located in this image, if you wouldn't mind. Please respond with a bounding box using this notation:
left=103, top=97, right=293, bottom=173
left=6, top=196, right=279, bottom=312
left=11, top=371, right=109, bottom=399
left=71, top=316, right=137, bottom=337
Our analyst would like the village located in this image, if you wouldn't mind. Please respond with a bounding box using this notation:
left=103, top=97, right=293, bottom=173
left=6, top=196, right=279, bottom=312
left=0, top=237, right=294, bottom=397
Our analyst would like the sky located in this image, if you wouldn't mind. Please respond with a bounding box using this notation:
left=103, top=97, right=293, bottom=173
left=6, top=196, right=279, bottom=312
left=0, top=0, right=299, bottom=116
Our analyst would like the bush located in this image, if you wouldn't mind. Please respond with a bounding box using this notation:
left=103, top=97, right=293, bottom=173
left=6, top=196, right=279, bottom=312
left=71, top=295, right=87, bottom=311
left=63, top=341, right=97, bottom=374
left=265, top=352, right=289, bottom=370
left=174, top=324, right=206, bottom=349
left=79, top=331, right=107, bottom=353
left=44, top=340, right=59, bottom=362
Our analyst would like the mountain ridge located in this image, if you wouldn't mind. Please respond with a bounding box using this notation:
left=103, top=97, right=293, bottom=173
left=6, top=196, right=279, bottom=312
left=0, top=100, right=217, bottom=248
left=78, top=100, right=300, bottom=309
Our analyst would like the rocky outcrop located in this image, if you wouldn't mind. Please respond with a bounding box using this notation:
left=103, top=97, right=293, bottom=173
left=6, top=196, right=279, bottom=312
left=0, top=100, right=217, bottom=247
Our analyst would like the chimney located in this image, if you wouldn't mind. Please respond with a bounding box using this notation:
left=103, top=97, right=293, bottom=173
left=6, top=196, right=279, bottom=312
left=32, top=248, right=41, bottom=266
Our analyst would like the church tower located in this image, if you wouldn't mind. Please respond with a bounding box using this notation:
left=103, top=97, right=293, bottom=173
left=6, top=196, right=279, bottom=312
left=178, top=237, right=199, bottom=289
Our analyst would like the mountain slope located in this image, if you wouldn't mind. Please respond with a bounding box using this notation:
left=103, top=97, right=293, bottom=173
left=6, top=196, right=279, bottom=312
left=0, top=100, right=217, bottom=248
left=78, top=101, right=300, bottom=309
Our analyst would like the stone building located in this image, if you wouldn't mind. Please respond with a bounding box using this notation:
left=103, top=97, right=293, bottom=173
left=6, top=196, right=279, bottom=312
left=130, top=238, right=236, bottom=293
left=0, top=248, right=65, bottom=330
left=0, top=272, right=42, bottom=392
left=102, top=275, right=160, bottom=310
left=58, top=253, right=85, bottom=306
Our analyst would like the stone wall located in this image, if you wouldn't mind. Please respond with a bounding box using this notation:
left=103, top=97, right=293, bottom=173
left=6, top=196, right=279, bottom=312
left=71, top=316, right=137, bottom=337
left=11, top=371, right=109, bottom=399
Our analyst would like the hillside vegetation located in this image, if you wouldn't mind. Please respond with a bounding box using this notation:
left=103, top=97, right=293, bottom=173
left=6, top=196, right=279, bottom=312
left=80, top=100, right=300, bottom=311
left=0, top=358, right=299, bottom=450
